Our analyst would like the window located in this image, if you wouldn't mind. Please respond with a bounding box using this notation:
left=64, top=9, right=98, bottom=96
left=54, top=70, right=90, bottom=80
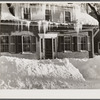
left=81, top=36, right=87, bottom=50
left=65, top=11, right=71, bottom=23
left=45, top=9, right=51, bottom=21
left=58, top=36, right=64, bottom=52
left=10, top=36, right=16, bottom=53
left=64, top=36, right=71, bottom=51
left=58, top=35, right=90, bottom=52
left=31, top=36, right=36, bottom=52
left=58, top=36, right=71, bottom=52
left=24, top=8, right=31, bottom=20
left=23, top=36, right=31, bottom=52
left=0, top=36, right=9, bottom=52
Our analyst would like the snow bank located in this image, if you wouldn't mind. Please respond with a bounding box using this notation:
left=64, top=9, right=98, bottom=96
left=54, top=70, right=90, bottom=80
left=69, top=56, right=100, bottom=80
left=81, top=56, right=100, bottom=79
left=0, top=56, right=85, bottom=89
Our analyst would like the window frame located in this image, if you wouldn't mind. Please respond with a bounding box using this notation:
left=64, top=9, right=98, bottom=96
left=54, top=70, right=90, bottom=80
left=65, top=11, right=71, bottom=23
left=45, top=9, right=52, bottom=21
left=0, top=35, right=9, bottom=52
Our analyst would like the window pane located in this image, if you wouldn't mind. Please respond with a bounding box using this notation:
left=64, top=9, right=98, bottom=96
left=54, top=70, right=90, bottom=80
left=81, top=36, right=87, bottom=50
left=0, top=36, right=9, bottom=52
left=10, top=36, right=16, bottom=53
left=31, top=36, right=36, bottom=52
left=64, top=36, right=71, bottom=51
left=23, top=36, right=30, bottom=52
left=45, top=10, right=51, bottom=21
left=65, top=11, right=71, bottom=22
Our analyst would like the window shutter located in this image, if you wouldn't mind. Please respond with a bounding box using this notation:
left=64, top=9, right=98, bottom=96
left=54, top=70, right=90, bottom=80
left=31, top=36, right=36, bottom=52
left=77, top=36, right=81, bottom=51
left=87, top=36, right=91, bottom=51
left=58, top=36, right=64, bottom=52
left=10, top=36, right=16, bottom=53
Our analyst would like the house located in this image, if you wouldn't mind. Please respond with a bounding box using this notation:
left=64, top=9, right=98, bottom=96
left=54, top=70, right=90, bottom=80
left=0, top=3, right=98, bottom=59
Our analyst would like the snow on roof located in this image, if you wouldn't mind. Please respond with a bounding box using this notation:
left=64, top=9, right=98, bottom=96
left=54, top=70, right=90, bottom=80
left=11, top=31, right=33, bottom=36
left=1, top=4, right=19, bottom=21
left=77, top=12, right=99, bottom=26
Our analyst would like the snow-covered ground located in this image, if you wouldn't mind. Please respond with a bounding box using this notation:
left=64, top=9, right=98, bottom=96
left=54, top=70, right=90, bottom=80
left=0, top=55, right=100, bottom=89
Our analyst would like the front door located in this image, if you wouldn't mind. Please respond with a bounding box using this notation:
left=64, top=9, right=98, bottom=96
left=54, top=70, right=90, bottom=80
left=45, top=39, right=52, bottom=59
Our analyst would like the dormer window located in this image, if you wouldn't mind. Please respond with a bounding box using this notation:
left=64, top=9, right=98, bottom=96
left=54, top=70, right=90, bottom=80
left=24, top=8, right=31, bottom=20
left=45, top=9, right=51, bottom=21
left=65, top=11, right=71, bottom=23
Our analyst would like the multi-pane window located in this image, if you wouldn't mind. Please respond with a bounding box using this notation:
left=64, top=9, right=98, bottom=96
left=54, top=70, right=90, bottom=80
left=81, top=36, right=87, bottom=50
left=65, top=11, right=71, bottom=23
left=58, top=35, right=90, bottom=52
left=64, top=36, right=71, bottom=51
left=31, top=36, right=36, bottom=52
left=23, top=36, right=31, bottom=52
left=0, top=35, right=36, bottom=53
left=45, top=9, right=51, bottom=21
left=58, top=36, right=64, bottom=52
left=24, top=8, right=31, bottom=20
left=10, top=36, right=16, bottom=53
left=0, top=36, right=9, bottom=52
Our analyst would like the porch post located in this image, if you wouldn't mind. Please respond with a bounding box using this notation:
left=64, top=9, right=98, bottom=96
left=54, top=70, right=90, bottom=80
left=88, top=30, right=94, bottom=58
left=22, top=35, right=23, bottom=53
left=52, top=38, right=54, bottom=59
left=39, top=37, right=41, bottom=59
left=9, top=35, right=11, bottom=53
left=43, top=37, right=45, bottom=59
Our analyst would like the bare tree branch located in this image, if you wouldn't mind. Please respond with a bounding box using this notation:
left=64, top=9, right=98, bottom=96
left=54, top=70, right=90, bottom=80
left=88, top=3, right=99, bottom=21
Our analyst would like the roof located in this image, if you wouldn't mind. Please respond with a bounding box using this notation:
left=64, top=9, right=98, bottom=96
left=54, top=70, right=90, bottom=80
left=76, top=12, right=99, bottom=26
left=1, top=4, right=19, bottom=21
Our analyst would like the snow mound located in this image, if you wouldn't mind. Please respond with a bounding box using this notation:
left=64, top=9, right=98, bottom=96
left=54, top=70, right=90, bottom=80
left=0, top=56, right=85, bottom=89
left=81, top=56, right=100, bottom=79
left=69, top=56, right=100, bottom=80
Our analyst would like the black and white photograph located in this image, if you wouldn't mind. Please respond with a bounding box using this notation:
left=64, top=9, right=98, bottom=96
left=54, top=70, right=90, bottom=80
left=1, top=1, right=100, bottom=92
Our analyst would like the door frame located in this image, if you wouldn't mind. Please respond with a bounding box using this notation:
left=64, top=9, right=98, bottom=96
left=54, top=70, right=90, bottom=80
left=39, top=33, right=58, bottom=59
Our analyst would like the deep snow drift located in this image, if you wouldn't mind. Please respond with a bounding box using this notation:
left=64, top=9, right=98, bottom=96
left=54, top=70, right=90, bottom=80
left=0, top=56, right=84, bottom=89
left=69, top=56, right=100, bottom=79
left=0, top=55, right=100, bottom=89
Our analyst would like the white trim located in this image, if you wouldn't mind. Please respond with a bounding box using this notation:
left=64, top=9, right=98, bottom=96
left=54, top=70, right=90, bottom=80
left=39, top=33, right=58, bottom=38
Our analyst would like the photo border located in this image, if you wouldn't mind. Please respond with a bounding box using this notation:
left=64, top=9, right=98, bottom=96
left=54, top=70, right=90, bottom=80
left=0, top=0, right=100, bottom=99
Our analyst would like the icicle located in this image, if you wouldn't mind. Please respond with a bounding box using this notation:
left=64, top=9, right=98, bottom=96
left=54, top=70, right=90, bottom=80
left=43, top=20, right=49, bottom=34
left=27, top=3, right=30, bottom=14
left=38, top=21, right=42, bottom=33
left=25, top=21, right=31, bottom=31
left=21, top=7, right=24, bottom=19
left=24, top=4, right=26, bottom=14
left=60, top=12, right=64, bottom=23
left=42, top=4, right=46, bottom=20
left=53, top=5, right=56, bottom=14
left=18, top=21, right=19, bottom=31
left=21, top=21, right=23, bottom=31
left=30, top=7, right=32, bottom=20
left=48, top=4, right=51, bottom=11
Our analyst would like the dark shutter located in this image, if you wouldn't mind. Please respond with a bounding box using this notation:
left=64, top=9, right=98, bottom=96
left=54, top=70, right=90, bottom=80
left=10, top=36, right=16, bottom=53
left=77, top=36, right=81, bottom=51
left=31, top=36, right=36, bottom=52
left=87, top=36, right=91, bottom=51
left=58, top=36, right=64, bottom=52
left=72, top=36, right=77, bottom=51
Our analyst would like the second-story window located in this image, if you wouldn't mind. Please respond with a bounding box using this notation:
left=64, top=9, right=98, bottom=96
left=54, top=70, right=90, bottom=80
left=24, top=8, right=31, bottom=20
left=45, top=9, right=51, bottom=21
left=65, top=11, right=71, bottom=23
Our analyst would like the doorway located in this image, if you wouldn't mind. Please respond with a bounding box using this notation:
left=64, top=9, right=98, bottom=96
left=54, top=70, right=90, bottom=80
left=45, top=39, right=52, bottom=59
